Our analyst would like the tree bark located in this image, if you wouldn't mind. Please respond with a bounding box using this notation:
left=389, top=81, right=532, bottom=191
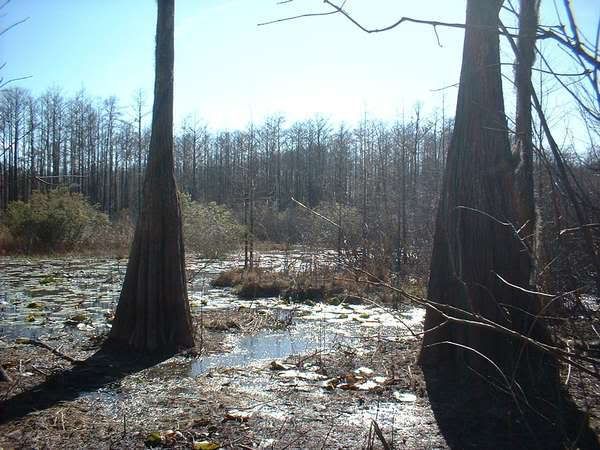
left=109, top=0, right=194, bottom=352
left=513, top=0, right=539, bottom=281
left=420, top=0, right=551, bottom=381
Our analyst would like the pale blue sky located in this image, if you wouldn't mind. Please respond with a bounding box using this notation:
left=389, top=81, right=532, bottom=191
left=1, top=0, right=598, bottom=141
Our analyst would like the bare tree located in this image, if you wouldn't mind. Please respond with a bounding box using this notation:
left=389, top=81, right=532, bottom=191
left=132, top=89, right=147, bottom=211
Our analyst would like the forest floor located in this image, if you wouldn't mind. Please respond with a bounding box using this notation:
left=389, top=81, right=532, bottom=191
left=0, top=254, right=599, bottom=449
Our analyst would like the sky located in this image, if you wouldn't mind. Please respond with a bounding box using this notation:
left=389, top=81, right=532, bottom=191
left=1, top=0, right=598, bottom=140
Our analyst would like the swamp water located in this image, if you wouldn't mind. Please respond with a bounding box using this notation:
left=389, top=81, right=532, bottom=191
left=1, top=253, right=430, bottom=445
left=0, top=252, right=424, bottom=372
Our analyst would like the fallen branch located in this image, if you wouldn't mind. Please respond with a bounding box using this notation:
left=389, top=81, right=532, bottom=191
left=16, top=338, right=85, bottom=365
left=370, top=420, right=391, bottom=450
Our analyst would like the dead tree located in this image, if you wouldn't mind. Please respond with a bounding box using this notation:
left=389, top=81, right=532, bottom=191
left=109, top=0, right=194, bottom=352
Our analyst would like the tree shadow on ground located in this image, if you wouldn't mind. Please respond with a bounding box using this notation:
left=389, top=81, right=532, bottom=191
left=0, top=344, right=172, bottom=425
left=423, top=364, right=600, bottom=450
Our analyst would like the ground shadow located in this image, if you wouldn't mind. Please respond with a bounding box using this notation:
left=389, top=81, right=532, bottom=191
left=423, top=363, right=600, bottom=450
left=0, top=344, right=172, bottom=425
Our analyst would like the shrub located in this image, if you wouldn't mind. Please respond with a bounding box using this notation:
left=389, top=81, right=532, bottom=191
left=180, top=193, right=244, bottom=258
left=0, top=223, right=14, bottom=254
left=2, top=189, right=109, bottom=253
left=297, top=201, right=362, bottom=249
left=252, top=203, right=301, bottom=243
left=91, top=208, right=134, bottom=254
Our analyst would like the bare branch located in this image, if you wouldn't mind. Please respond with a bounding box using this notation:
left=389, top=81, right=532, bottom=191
left=559, top=223, right=600, bottom=235
left=0, top=74, right=32, bottom=90
left=494, top=273, right=555, bottom=298
left=259, top=0, right=521, bottom=43
left=0, top=15, right=28, bottom=36
left=296, top=194, right=599, bottom=379
left=430, top=82, right=459, bottom=92
left=499, top=62, right=592, bottom=77
left=257, top=9, right=338, bottom=27
left=291, top=196, right=342, bottom=230
left=537, top=28, right=600, bottom=71
left=321, top=0, right=468, bottom=34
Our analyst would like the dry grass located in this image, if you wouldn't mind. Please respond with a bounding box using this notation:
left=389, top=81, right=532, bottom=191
left=210, top=266, right=391, bottom=303
left=211, top=268, right=247, bottom=288
left=212, top=268, right=290, bottom=298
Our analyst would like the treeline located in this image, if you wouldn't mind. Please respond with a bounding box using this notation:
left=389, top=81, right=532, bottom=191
left=1, top=86, right=599, bottom=291
left=1, top=87, right=449, bottom=210
left=0, top=87, right=450, bottom=267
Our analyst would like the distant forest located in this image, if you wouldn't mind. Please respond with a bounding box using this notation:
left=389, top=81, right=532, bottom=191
left=1, top=86, right=599, bottom=293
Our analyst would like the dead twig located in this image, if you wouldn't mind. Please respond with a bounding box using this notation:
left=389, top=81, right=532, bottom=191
left=370, top=419, right=391, bottom=450
left=31, top=365, right=50, bottom=376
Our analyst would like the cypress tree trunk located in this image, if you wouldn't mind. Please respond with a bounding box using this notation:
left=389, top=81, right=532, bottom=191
left=109, top=0, right=194, bottom=352
left=420, top=0, right=551, bottom=381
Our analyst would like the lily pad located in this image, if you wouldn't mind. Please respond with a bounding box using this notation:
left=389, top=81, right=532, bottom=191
left=26, top=287, right=66, bottom=297
left=194, top=441, right=220, bottom=450
left=65, top=312, right=90, bottom=325
left=40, top=275, right=62, bottom=285
left=26, top=301, right=45, bottom=309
